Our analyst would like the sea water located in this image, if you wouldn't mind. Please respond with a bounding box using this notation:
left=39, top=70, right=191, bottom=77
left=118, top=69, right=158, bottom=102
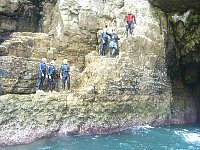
left=2, top=123, right=200, bottom=150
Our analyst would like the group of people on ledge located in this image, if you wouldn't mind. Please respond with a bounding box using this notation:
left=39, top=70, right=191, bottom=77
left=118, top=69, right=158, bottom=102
left=35, top=12, right=136, bottom=93
left=100, top=11, right=136, bottom=57
left=36, top=58, right=70, bottom=94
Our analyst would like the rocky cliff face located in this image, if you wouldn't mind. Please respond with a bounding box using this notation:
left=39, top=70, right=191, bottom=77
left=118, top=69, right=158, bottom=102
left=149, top=0, right=200, bottom=121
left=0, top=0, right=199, bottom=146
left=0, top=32, right=51, bottom=94
left=149, top=0, right=200, bottom=13
left=0, top=0, right=43, bottom=44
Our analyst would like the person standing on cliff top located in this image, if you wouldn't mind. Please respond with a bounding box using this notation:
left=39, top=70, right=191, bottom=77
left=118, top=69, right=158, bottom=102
left=60, top=59, right=70, bottom=93
left=47, top=60, right=56, bottom=93
left=125, top=11, right=136, bottom=37
left=36, top=58, right=47, bottom=93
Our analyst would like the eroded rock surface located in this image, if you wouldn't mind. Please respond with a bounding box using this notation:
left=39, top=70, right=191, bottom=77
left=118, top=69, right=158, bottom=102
left=149, top=0, right=200, bottom=13
left=0, top=0, right=200, bottom=146
left=0, top=0, right=42, bottom=43
left=0, top=32, right=49, bottom=58
left=0, top=32, right=51, bottom=94
left=0, top=56, right=37, bottom=94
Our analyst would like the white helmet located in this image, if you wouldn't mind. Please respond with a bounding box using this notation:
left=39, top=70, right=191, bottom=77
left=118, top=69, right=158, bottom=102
left=41, top=58, right=47, bottom=62
left=63, top=59, right=68, bottom=64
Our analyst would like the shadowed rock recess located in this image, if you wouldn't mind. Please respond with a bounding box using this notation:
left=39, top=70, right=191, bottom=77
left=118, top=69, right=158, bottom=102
left=0, top=0, right=200, bottom=146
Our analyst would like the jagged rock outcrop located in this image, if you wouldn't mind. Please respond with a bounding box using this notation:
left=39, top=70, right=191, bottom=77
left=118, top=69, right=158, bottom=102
left=0, top=56, right=37, bottom=94
left=0, top=32, right=51, bottom=94
left=0, top=0, right=43, bottom=43
left=0, top=32, right=49, bottom=58
left=0, top=94, right=65, bottom=146
left=0, top=90, right=172, bottom=146
left=0, top=0, right=200, bottom=146
left=42, top=0, right=100, bottom=70
left=149, top=0, right=200, bottom=13
left=149, top=1, right=200, bottom=121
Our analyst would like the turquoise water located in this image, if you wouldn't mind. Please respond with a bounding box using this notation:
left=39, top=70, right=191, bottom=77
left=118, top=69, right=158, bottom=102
left=2, top=123, right=200, bottom=150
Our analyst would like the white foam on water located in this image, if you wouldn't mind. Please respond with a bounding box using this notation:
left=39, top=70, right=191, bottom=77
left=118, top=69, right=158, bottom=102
left=138, top=124, right=154, bottom=129
left=38, top=146, right=51, bottom=150
left=175, top=129, right=200, bottom=144
left=131, top=124, right=154, bottom=133
left=184, top=133, right=200, bottom=143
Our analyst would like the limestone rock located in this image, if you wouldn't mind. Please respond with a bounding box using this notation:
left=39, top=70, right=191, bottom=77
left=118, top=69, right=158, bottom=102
left=0, top=0, right=42, bottom=43
left=0, top=84, right=4, bottom=95
left=0, top=87, right=197, bottom=146
left=0, top=0, right=21, bottom=14
left=0, top=92, right=170, bottom=145
left=0, top=56, right=38, bottom=94
left=0, top=32, right=50, bottom=59
left=0, top=0, right=200, bottom=146
left=149, top=0, right=200, bottom=13
left=42, top=0, right=99, bottom=70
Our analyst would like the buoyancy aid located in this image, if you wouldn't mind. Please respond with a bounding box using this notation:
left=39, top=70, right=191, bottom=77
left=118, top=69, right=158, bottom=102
left=126, top=14, right=135, bottom=23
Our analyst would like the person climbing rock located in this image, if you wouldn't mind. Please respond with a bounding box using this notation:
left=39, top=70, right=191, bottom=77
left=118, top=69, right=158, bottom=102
left=100, top=28, right=109, bottom=56
left=108, top=30, right=120, bottom=57
left=48, top=60, right=56, bottom=93
left=60, top=59, right=70, bottom=93
left=125, top=11, right=136, bottom=37
left=36, top=58, right=47, bottom=93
